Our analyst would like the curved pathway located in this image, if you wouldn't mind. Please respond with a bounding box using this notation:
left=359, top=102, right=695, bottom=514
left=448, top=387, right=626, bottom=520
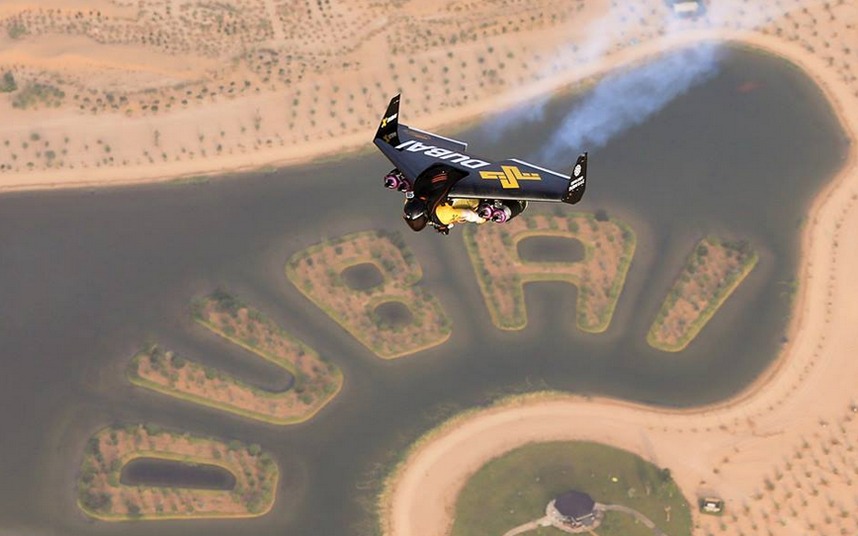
left=501, top=516, right=551, bottom=536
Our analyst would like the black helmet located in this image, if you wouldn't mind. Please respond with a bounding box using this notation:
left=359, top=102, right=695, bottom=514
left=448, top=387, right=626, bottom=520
left=403, top=198, right=428, bottom=231
left=403, top=199, right=427, bottom=221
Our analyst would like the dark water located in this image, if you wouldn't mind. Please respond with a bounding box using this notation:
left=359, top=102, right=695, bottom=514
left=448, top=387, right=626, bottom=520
left=373, top=301, right=412, bottom=328
left=0, top=47, right=848, bottom=536
left=517, top=235, right=586, bottom=263
left=342, top=263, right=384, bottom=290
left=120, top=458, right=236, bottom=490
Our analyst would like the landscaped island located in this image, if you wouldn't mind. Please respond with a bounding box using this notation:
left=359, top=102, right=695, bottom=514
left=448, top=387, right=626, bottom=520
left=77, top=424, right=278, bottom=521
left=128, top=291, right=342, bottom=424
left=286, top=230, right=451, bottom=359
left=647, top=237, right=758, bottom=352
left=464, top=212, right=635, bottom=332
left=451, top=441, right=691, bottom=536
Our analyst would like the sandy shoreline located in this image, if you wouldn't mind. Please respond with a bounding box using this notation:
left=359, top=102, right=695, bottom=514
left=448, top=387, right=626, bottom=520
left=381, top=22, right=858, bottom=536
left=2, top=1, right=842, bottom=196
left=0, top=0, right=626, bottom=192
left=0, top=35, right=746, bottom=193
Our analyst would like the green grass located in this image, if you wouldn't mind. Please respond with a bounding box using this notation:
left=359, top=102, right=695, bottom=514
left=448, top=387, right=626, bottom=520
left=451, top=441, right=692, bottom=536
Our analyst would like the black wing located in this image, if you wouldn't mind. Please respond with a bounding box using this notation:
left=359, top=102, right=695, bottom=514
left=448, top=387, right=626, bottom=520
left=448, top=153, right=587, bottom=204
left=373, top=94, right=475, bottom=182
left=373, top=95, right=587, bottom=205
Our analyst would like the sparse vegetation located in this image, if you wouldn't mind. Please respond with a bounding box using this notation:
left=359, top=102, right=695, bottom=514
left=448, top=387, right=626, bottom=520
left=11, top=83, right=65, bottom=109
left=129, top=292, right=342, bottom=425
left=77, top=424, right=278, bottom=520
left=0, top=0, right=854, bottom=184
left=463, top=212, right=635, bottom=332
left=286, top=231, right=451, bottom=358
left=647, top=237, right=758, bottom=352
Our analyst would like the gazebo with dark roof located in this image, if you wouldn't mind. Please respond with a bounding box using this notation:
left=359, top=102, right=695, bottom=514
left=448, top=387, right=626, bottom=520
left=547, top=490, right=599, bottom=528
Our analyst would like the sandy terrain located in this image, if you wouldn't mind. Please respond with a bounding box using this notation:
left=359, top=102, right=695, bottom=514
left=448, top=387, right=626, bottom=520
left=0, top=0, right=606, bottom=190
left=383, top=4, right=858, bottom=534
left=2, top=0, right=850, bottom=193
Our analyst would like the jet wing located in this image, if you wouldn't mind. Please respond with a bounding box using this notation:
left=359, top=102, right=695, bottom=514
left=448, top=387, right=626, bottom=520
left=374, top=94, right=476, bottom=182
left=448, top=154, right=587, bottom=204
left=373, top=95, right=588, bottom=205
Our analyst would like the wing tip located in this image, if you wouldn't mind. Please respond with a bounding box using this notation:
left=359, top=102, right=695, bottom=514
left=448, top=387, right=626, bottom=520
left=563, top=153, right=587, bottom=205
left=376, top=94, right=402, bottom=144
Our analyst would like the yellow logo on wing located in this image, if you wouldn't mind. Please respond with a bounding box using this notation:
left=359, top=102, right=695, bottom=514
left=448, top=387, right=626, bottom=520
left=479, top=166, right=541, bottom=189
left=380, top=113, right=397, bottom=128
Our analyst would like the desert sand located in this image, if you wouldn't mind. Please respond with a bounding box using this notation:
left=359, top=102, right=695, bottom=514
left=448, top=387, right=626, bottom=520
left=2, top=0, right=850, bottom=193
left=0, top=0, right=625, bottom=190
left=3, top=1, right=858, bottom=534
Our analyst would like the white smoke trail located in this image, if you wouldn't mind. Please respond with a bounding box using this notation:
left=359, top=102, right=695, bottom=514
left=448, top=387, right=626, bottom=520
left=539, top=41, right=723, bottom=161
left=479, top=3, right=636, bottom=141
left=481, top=0, right=823, bottom=161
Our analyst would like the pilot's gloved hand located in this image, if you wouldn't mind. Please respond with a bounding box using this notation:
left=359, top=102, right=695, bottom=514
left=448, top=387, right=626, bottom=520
left=435, top=224, right=451, bottom=235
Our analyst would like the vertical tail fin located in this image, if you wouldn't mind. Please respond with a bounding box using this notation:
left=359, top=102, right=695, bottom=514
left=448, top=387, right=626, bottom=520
left=562, top=153, right=588, bottom=204
left=375, top=94, right=401, bottom=145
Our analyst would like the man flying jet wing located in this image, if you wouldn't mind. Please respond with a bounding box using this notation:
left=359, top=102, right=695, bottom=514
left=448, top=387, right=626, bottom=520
left=374, top=94, right=588, bottom=234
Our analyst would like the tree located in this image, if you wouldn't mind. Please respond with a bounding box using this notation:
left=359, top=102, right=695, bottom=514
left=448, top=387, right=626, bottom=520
left=126, top=500, right=142, bottom=517
left=7, top=23, right=26, bottom=39
left=81, top=491, right=111, bottom=512
left=0, top=71, right=16, bottom=93
left=143, top=423, right=162, bottom=436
